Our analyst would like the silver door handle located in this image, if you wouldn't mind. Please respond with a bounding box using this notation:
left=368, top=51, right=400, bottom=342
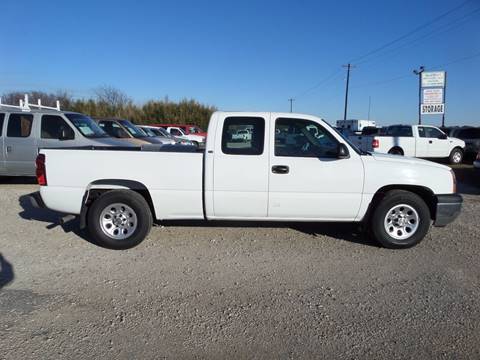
left=6, top=146, right=12, bottom=153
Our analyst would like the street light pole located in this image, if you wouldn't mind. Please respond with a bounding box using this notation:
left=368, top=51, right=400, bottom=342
left=413, top=66, right=425, bottom=125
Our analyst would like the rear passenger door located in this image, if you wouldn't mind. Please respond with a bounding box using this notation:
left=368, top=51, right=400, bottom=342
left=0, top=113, right=5, bottom=175
left=212, top=114, right=270, bottom=218
left=4, top=113, right=37, bottom=176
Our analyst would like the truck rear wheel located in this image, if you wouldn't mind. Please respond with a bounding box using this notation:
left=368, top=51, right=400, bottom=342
left=370, top=190, right=430, bottom=249
left=388, top=147, right=403, bottom=156
left=87, top=190, right=152, bottom=250
left=449, top=148, right=463, bottom=164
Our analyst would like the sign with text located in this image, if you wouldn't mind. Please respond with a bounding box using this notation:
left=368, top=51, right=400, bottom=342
left=421, top=103, right=444, bottom=115
left=423, top=88, right=444, bottom=104
left=421, top=71, right=445, bottom=87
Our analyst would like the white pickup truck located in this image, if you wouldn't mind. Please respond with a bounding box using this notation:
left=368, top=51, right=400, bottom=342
left=30, top=112, right=462, bottom=250
left=347, top=124, right=465, bottom=164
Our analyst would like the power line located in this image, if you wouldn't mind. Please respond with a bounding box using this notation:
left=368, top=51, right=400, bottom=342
left=348, top=0, right=474, bottom=64
left=292, top=69, right=342, bottom=100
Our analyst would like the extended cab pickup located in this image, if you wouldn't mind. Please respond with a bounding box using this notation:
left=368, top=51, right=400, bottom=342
left=348, top=124, right=465, bottom=164
left=31, top=112, right=463, bottom=250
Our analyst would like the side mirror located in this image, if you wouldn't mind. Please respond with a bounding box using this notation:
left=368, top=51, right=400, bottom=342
left=438, top=133, right=448, bottom=140
left=338, top=143, right=350, bottom=159
left=59, top=127, right=74, bottom=141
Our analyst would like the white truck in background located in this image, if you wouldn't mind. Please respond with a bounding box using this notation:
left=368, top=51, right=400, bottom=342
left=337, top=119, right=377, bottom=132
left=347, top=124, right=465, bottom=164
left=29, top=112, right=462, bottom=250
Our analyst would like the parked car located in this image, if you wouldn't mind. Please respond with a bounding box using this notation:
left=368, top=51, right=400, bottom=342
left=154, top=123, right=207, bottom=137
left=153, top=124, right=206, bottom=146
left=138, top=125, right=194, bottom=146
left=449, top=127, right=480, bottom=158
left=95, top=119, right=173, bottom=146
left=31, top=111, right=462, bottom=250
left=0, top=105, right=133, bottom=177
left=348, top=124, right=465, bottom=164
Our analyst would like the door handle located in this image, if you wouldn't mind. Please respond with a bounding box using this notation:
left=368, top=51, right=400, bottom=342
left=429, top=140, right=433, bottom=144
left=6, top=146, right=12, bottom=153
left=272, top=165, right=289, bottom=174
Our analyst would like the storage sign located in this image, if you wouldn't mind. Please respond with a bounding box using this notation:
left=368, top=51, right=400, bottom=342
left=421, top=71, right=445, bottom=87
left=421, top=103, right=444, bottom=115
left=423, top=88, right=443, bottom=104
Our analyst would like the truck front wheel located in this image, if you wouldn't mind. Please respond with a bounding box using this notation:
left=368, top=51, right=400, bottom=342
left=370, top=190, right=430, bottom=249
left=449, top=148, right=463, bottom=164
left=87, top=190, right=152, bottom=250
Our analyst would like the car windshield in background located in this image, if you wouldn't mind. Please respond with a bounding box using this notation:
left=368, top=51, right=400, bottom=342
left=142, top=127, right=156, bottom=137
left=457, top=128, right=480, bottom=139
left=119, top=120, right=145, bottom=138
left=66, top=114, right=108, bottom=138
left=189, top=126, right=203, bottom=134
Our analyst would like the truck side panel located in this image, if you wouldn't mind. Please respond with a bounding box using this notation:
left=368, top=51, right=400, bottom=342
left=40, top=149, right=204, bottom=219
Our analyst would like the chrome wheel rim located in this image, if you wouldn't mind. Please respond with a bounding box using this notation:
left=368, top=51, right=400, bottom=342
left=100, top=203, right=138, bottom=240
left=384, top=204, right=419, bottom=240
left=452, top=151, right=462, bottom=163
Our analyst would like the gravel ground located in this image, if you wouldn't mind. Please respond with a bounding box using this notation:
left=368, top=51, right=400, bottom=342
left=0, top=168, right=479, bottom=359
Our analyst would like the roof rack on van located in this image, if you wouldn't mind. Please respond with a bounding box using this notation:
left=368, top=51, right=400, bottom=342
left=0, top=94, right=61, bottom=112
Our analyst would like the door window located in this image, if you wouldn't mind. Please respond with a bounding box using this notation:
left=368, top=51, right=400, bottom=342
left=170, top=128, right=183, bottom=137
left=0, top=113, right=4, bottom=136
left=420, top=127, right=444, bottom=138
left=221, top=117, right=265, bottom=155
left=7, top=114, right=33, bottom=137
left=275, top=118, right=338, bottom=158
left=41, top=115, right=74, bottom=139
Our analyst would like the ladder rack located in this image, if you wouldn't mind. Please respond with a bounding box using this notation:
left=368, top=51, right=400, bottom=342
left=0, top=94, right=61, bottom=112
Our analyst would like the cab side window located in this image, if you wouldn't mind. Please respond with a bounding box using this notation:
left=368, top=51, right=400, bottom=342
left=425, top=127, right=444, bottom=138
left=41, top=115, right=74, bottom=139
left=0, top=113, right=5, bottom=136
left=221, top=117, right=265, bottom=155
left=275, top=118, right=338, bottom=158
left=7, top=114, right=33, bottom=137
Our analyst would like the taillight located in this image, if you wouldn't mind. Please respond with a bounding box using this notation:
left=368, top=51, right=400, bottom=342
left=372, top=139, right=379, bottom=148
left=36, top=154, right=47, bottom=186
left=451, top=169, right=457, bottom=193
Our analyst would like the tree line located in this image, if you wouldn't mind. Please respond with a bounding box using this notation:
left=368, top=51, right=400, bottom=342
left=1, top=87, right=217, bottom=130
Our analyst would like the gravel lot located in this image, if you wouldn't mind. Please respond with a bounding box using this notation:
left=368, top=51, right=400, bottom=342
left=1, top=167, right=479, bottom=359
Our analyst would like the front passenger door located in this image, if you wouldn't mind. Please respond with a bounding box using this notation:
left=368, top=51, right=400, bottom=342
left=268, top=117, right=363, bottom=220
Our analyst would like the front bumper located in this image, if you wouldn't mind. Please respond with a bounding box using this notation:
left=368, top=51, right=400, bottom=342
left=433, top=194, right=463, bottom=227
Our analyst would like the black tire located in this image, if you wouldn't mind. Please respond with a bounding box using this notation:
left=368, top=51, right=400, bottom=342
left=449, top=147, right=463, bottom=165
left=370, top=190, right=431, bottom=249
left=192, top=141, right=199, bottom=147
left=87, top=190, right=152, bottom=250
left=388, top=147, right=403, bottom=156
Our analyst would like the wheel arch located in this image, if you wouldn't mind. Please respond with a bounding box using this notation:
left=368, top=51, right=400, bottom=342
left=363, top=184, right=436, bottom=223
left=388, top=146, right=404, bottom=155
left=80, top=179, right=156, bottom=228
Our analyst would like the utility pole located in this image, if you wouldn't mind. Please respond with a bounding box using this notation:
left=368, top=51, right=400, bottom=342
left=288, top=98, right=294, bottom=113
left=413, top=66, right=425, bottom=125
left=368, top=96, right=371, bottom=120
left=342, top=63, right=354, bottom=121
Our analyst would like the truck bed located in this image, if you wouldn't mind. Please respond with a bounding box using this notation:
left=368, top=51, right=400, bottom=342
left=40, top=147, right=205, bottom=219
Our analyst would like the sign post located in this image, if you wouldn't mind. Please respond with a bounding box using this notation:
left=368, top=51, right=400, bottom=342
left=417, top=70, right=446, bottom=126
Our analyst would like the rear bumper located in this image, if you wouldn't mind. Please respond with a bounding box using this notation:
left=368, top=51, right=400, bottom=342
left=433, top=194, right=463, bottom=227
left=28, top=191, right=46, bottom=209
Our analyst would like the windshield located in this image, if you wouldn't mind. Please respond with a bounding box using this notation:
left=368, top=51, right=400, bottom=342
left=118, top=120, right=145, bottom=138
left=141, top=127, right=157, bottom=137
left=66, top=114, right=108, bottom=138
left=189, top=126, right=203, bottom=134
left=323, top=120, right=365, bottom=155
left=156, top=127, right=173, bottom=138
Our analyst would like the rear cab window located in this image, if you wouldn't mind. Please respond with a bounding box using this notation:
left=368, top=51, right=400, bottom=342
left=221, top=117, right=265, bottom=155
left=7, top=113, right=34, bottom=137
